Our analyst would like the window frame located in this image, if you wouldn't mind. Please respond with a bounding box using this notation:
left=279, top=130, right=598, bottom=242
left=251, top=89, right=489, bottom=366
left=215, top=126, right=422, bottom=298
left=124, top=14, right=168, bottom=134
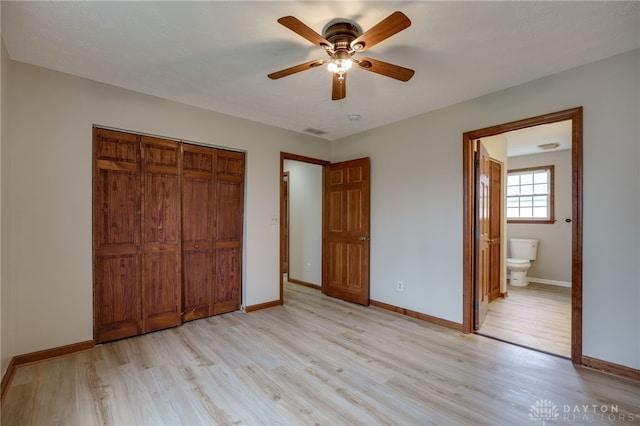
left=506, top=165, right=555, bottom=224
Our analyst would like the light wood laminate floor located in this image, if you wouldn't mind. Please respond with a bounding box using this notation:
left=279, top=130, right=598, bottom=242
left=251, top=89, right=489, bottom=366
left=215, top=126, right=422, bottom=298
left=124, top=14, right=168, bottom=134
left=3, top=283, right=639, bottom=425
left=479, top=282, right=571, bottom=358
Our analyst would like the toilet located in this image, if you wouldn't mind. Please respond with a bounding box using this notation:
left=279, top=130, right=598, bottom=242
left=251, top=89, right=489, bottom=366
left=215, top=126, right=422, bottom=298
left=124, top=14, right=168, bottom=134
left=506, top=238, right=538, bottom=287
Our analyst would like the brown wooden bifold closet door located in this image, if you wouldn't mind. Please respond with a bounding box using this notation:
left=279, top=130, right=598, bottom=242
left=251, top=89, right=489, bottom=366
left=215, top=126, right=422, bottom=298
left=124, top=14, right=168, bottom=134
left=93, top=128, right=245, bottom=343
left=140, top=136, right=182, bottom=333
left=212, top=150, right=245, bottom=314
left=93, top=129, right=142, bottom=342
left=181, top=144, right=214, bottom=321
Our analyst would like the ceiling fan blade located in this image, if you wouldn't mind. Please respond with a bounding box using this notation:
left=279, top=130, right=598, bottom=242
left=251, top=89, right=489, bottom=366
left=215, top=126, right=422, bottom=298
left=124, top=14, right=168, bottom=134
left=268, top=60, right=325, bottom=80
left=278, top=16, right=333, bottom=50
left=357, top=57, right=414, bottom=82
left=332, top=73, right=346, bottom=100
left=350, top=11, right=411, bottom=52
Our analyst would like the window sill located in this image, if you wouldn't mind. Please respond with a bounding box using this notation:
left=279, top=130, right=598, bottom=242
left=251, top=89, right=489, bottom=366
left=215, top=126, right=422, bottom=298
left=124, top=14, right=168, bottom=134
left=507, top=219, right=556, bottom=224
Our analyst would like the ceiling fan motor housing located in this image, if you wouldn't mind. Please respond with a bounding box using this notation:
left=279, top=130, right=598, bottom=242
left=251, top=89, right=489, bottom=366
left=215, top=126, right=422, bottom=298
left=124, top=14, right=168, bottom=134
left=324, top=22, right=360, bottom=51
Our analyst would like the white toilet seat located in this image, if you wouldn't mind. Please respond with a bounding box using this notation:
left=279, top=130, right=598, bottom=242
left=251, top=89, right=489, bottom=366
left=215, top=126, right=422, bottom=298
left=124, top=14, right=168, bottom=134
left=506, top=258, right=530, bottom=270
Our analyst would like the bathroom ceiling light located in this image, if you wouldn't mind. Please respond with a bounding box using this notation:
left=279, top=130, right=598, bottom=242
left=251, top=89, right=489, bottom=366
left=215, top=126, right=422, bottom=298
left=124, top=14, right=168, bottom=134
left=303, top=127, right=328, bottom=136
left=537, top=142, right=560, bottom=150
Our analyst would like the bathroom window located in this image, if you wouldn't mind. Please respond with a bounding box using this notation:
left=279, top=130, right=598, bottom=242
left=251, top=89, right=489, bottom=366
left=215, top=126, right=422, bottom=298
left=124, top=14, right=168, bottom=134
left=506, top=165, right=555, bottom=224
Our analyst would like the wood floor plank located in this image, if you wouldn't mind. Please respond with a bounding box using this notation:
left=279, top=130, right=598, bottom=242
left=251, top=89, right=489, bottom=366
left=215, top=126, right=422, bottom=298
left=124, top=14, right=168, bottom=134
left=2, top=282, right=639, bottom=425
left=479, top=282, right=571, bottom=357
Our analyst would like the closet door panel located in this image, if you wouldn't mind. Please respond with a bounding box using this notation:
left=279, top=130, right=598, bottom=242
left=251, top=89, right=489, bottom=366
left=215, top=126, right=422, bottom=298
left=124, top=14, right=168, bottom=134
left=95, top=170, right=138, bottom=247
left=215, top=181, right=244, bottom=240
left=94, top=255, right=140, bottom=341
left=213, top=247, right=241, bottom=314
left=142, top=251, right=181, bottom=331
left=93, top=128, right=142, bottom=342
left=143, top=174, right=180, bottom=245
left=212, top=150, right=245, bottom=314
left=141, top=137, right=182, bottom=333
left=182, top=250, right=212, bottom=320
left=182, top=145, right=214, bottom=321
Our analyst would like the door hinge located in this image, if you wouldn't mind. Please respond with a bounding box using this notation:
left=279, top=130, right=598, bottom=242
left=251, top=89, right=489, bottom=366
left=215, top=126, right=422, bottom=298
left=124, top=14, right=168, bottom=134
left=475, top=229, right=480, bottom=240
left=474, top=158, right=479, bottom=168
left=474, top=301, right=479, bottom=310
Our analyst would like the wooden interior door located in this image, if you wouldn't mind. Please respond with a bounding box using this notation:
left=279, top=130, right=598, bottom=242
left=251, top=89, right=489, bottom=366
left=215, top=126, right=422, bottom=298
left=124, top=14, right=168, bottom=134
left=141, top=136, right=182, bottom=333
left=474, top=140, right=491, bottom=329
left=93, top=128, right=142, bottom=342
left=489, top=159, right=502, bottom=301
left=323, top=157, right=370, bottom=305
left=181, top=144, right=214, bottom=321
left=212, top=150, right=245, bottom=314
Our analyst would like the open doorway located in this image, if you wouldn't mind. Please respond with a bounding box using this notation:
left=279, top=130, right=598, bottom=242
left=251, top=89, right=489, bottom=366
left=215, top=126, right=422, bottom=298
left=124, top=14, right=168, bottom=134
left=462, top=107, right=583, bottom=364
left=279, top=152, right=371, bottom=306
left=282, top=159, right=323, bottom=290
left=475, top=121, right=573, bottom=358
left=279, top=153, right=328, bottom=302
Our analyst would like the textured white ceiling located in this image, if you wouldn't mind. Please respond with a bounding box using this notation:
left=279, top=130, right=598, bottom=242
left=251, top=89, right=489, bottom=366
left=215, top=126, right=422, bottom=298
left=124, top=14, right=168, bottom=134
left=505, top=120, right=572, bottom=157
left=2, top=1, right=639, bottom=141
left=482, top=120, right=572, bottom=158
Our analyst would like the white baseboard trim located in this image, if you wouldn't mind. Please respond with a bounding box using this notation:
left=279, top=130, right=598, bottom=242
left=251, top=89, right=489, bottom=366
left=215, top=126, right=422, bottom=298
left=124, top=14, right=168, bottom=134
left=522, top=276, right=571, bottom=287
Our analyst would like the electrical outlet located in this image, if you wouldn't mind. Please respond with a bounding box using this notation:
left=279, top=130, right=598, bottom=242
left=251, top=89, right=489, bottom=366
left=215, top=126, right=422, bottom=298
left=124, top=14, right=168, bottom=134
left=397, top=281, right=404, bottom=291
left=270, top=215, right=279, bottom=225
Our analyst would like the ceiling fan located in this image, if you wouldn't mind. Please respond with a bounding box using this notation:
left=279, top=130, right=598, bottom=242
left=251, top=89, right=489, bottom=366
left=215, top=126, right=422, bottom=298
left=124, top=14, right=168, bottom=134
left=268, top=11, right=415, bottom=100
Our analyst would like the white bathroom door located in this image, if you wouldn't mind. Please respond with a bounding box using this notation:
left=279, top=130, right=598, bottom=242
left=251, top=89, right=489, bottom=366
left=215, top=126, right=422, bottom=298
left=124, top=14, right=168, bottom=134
left=474, top=140, right=491, bottom=329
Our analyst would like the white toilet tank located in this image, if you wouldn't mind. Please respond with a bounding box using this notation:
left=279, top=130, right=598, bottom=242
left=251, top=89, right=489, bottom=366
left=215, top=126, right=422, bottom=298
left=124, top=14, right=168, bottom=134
left=509, top=238, right=538, bottom=260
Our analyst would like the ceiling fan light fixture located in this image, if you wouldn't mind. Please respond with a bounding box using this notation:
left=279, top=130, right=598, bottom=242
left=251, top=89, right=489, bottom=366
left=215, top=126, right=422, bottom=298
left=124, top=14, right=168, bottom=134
left=327, top=50, right=353, bottom=74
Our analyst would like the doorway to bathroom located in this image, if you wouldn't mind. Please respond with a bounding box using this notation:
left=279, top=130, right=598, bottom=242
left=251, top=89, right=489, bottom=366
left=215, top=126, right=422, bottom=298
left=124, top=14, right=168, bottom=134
left=462, top=107, right=583, bottom=363
left=478, top=122, right=572, bottom=357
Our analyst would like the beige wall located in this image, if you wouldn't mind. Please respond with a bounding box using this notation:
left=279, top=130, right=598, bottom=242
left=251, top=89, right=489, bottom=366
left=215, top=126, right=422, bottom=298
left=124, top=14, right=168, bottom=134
left=2, top=44, right=638, bottom=373
left=1, top=40, right=11, bottom=378
left=332, top=49, right=640, bottom=369
left=0, top=59, right=331, bottom=374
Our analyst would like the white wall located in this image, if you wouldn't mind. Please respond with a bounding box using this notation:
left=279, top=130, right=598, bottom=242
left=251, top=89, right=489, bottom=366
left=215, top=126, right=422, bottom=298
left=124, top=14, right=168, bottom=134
left=507, top=149, right=572, bottom=285
left=0, top=59, right=331, bottom=373
left=283, top=160, right=322, bottom=285
left=332, top=49, right=640, bottom=369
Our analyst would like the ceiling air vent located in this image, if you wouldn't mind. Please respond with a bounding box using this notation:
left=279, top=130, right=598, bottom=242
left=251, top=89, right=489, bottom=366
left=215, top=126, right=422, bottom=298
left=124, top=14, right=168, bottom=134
left=303, top=127, right=328, bottom=136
